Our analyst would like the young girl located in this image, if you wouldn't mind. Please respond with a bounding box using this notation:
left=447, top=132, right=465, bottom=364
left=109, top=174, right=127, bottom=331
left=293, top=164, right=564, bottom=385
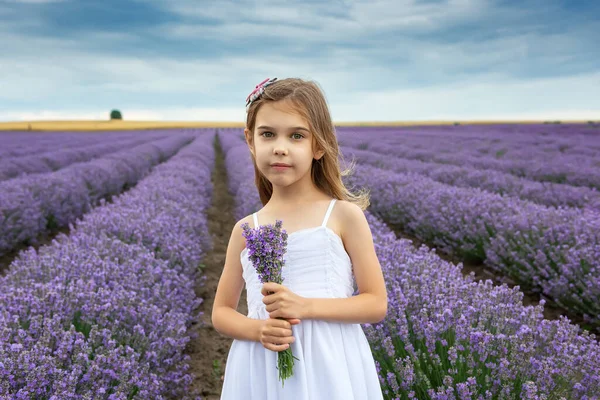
left=212, top=77, right=387, bottom=399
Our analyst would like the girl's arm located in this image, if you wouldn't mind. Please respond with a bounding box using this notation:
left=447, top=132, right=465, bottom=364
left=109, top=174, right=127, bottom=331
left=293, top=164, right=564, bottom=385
left=307, top=201, right=387, bottom=324
left=212, top=219, right=262, bottom=342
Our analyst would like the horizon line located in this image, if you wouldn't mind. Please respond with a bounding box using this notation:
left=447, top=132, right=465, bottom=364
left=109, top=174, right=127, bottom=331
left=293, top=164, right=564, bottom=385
left=1, top=119, right=599, bottom=132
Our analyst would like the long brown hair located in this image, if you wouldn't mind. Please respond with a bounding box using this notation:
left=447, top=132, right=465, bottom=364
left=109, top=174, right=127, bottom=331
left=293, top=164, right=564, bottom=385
left=245, top=77, right=369, bottom=210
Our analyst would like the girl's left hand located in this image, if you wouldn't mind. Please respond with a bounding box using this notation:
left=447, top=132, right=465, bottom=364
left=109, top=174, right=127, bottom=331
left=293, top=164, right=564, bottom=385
left=261, top=282, right=309, bottom=320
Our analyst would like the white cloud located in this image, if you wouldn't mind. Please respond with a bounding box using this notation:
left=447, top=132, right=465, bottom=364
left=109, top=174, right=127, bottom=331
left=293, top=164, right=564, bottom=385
left=2, top=72, right=598, bottom=122
left=348, top=0, right=489, bottom=30
left=0, top=48, right=257, bottom=101
left=155, top=0, right=489, bottom=31
left=0, top=110, right=107, bottom=121
left=151, top=0, right=490, bottom=43
left=330, top=71, right=600, bottom=121
left=3, top=0, right=66, bottom=3
left=1, top=21, right=592, bottom=106
left=0, top=0, right=598, bottom=122
left=0, top=106, right=245, bottom=122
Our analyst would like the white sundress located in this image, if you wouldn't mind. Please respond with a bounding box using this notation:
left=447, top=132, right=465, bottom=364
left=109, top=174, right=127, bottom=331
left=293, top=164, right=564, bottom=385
left=220, top=199, right=384, bottom=400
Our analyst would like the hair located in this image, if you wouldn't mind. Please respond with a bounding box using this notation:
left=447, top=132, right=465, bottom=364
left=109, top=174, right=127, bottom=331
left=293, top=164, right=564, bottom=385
left=245, top=77, right=370, bottom=210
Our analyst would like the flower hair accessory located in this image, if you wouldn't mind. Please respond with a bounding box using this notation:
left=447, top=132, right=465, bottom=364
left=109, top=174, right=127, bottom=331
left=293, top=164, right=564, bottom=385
left=245, top=77, right=277, bottom=112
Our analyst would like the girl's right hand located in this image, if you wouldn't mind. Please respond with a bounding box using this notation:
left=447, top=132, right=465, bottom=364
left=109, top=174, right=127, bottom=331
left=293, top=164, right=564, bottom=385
left=258, top=318, right=301, bottom=352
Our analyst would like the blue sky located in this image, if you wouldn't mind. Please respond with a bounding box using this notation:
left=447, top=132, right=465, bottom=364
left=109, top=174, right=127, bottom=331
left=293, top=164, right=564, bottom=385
left=1, top=0, right=599, bottom=122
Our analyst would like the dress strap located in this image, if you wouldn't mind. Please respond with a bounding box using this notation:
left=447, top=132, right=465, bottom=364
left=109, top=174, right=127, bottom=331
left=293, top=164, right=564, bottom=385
left=252, top=212, right=259, bottom=228
left=321, top=199, right=337, bottom=227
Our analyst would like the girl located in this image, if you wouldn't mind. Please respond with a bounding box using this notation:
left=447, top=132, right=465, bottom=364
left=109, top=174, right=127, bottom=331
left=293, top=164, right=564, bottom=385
left=212, top=77, right=387, bottom=399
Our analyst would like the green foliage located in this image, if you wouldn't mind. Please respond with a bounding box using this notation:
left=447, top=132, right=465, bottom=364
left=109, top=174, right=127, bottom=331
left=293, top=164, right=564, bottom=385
left=72, top=310, right=93, bottom=339
left=212, top=359, right=223, bottom=380
left=110, top=109, right=123, bottom=120
left=46, top=214, right=58, bottom=230
left=494, top=149, right=507, bottom=158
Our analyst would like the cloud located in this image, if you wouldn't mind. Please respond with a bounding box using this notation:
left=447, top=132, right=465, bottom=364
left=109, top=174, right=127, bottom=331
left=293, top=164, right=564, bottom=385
left=2, top=71, right=598, bottom=122
left=0, top=0, right=598, bottom=121
left=0, top=106, right=244, bottom=122
left=143, top=0, right=599, bottom=89
left=155, top=0, right=489, bottom=32
left=331, top=71, right=600, bottom=121
left=3, top=0, right=66, bottom=3
left=152, top=0, right=491, bottom=45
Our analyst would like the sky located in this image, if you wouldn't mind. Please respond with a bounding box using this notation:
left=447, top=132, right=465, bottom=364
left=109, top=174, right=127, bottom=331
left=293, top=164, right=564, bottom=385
left=0, top=0, right=599, bottom=123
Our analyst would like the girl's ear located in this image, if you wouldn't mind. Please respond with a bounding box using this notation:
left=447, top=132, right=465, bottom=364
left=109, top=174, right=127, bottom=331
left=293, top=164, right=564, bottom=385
left=244, top=127, right=255, bottom=155
left=314, top=148, right=325, bottom=161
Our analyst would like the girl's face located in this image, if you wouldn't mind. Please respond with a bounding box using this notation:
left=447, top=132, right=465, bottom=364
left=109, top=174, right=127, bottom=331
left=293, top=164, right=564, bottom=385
left=245, top=100, right=324, bottom=188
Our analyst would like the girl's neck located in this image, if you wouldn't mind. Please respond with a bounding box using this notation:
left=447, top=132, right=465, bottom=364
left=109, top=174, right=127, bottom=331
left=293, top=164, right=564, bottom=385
left=268, top=178, right=330, bottom=209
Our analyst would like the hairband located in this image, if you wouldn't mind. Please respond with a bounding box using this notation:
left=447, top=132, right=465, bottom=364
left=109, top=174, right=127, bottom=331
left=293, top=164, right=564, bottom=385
left=245, top=77, right=277, bottom=112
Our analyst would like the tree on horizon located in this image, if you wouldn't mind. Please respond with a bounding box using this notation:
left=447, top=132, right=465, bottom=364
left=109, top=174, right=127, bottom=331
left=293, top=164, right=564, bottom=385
left=110, top=109, right=123, bottom=120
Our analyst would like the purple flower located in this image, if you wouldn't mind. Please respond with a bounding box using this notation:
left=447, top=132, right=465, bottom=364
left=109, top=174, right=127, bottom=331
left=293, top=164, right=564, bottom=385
left=241, top=220, right=298, bottom=386
left=241, top=220, right=288, bottom=285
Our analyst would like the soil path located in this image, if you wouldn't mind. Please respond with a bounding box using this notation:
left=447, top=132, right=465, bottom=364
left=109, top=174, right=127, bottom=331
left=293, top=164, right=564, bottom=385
left=0, top=226, right=70, bottom=275
left=185, top=135, right=247, bottom=399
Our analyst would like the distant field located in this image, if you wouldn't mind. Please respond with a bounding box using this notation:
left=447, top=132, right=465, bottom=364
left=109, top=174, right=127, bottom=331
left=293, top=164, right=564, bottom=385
left=0, top=119, right=593, bottom=131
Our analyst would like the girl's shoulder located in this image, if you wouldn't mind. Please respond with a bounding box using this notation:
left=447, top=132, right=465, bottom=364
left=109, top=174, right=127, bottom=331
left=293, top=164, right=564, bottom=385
left=331, top=199, right=364, bottom=222
left=236, top=214, right=254, bottom=227
left=331, top=199, right=368, bottom=237
left=233, top=212, right=260, bottom=234
left=325, top=199, right=363, bottom=240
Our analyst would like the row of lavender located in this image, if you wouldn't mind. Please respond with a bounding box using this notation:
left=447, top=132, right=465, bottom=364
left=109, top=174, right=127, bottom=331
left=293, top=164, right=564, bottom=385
left=217, top=130, right=600, bottom=399
left=0, top=132, right=166, bottom=181
left=0, top=131, right=151, bottom=158
left=337, top=126, right=600, bottom=190
left=0, top=130, right=215, bottom=398
left=341, top=146, right=600, bottom=210
left=344, top=163, right=600, bottom=327
left=0, top=133, right=194, bottom=257
left=337, top=124, right=600, bottom=164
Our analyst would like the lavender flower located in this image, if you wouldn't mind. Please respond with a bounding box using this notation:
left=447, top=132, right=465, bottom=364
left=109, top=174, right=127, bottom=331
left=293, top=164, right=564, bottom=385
left=242, top=220, right=288, bottom=285
left=241, top=220, right=298, bottom=387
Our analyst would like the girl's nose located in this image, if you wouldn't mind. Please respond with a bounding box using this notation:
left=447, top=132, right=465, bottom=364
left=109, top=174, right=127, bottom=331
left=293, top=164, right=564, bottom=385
left=273, top=147, right=288, bottom=156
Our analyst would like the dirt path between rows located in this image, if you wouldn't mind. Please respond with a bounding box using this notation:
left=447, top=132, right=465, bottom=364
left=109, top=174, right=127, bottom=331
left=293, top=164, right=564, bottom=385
left=184, top=135, right=247, bottom=399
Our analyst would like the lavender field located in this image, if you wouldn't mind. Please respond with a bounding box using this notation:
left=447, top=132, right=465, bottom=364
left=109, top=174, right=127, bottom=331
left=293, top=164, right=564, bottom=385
left=1, top=129, right=214, bottom=398
left=1, top=124, right=599, bottom=399
left=219, top=124, right=600, bottom=399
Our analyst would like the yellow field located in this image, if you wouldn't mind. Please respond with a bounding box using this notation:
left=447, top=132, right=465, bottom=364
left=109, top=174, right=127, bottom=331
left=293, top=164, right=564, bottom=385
left=0, top=119, right=592, bottom=131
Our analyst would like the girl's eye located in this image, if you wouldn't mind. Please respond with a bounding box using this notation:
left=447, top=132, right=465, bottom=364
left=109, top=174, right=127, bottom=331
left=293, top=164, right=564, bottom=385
left=260, top=131, right=304, bottom=139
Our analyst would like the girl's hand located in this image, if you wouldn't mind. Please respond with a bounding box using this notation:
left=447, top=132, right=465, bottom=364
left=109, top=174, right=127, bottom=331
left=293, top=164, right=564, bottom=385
left=261, top=282, right=309, bottom=320
left=257, top=317, right=301, bottom=353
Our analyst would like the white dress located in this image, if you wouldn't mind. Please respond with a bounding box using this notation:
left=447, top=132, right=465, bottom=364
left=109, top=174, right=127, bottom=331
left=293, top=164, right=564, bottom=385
left=221, top=199, right=384, bottom=400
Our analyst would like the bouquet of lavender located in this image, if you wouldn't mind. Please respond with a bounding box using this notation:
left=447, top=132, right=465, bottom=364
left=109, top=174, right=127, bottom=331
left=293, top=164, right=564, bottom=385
left=241, top=219, right=298, bottom=386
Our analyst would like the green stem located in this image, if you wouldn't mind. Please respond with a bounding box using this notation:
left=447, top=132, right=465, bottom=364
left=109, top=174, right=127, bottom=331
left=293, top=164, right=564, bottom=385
left=277, top=347, right=299, bottom=387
